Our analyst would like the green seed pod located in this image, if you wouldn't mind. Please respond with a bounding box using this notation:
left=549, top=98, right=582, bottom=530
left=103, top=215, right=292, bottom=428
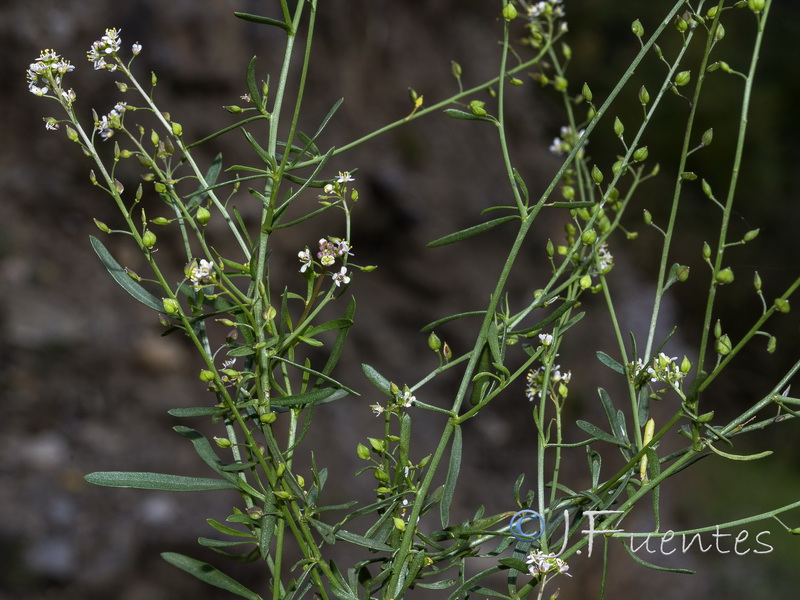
left=546, top=239, right=554, bottom=258
left=199, top=369, right=215, bottom=382
left=703, top=242, right=712, bottom=260
left=675, top=16, right=688, bottom=32
left=675, top=71, right=691, bottom=86
left=554, top=76, right=568, bottom=92
left=706, top=6, right=719, bottom=18
left=748, top=0, right=766, bottom=13
left=93, top=219, right=111, bottom=233
left=715, top=267, right=734, bottom=285
left=260, top=412, right=277, bottom=424
left=676, top=265, right=690, bottom=282
left=701, top=179, right=713, bottom=198
left=213, top=436, right=232, bottom=448
left=509, top=77, right=523, bottom=86
left=151, top=71, right=158, bottom=87
left=150, top=129, right=160, bottom=147
left=562, top=43, right=572, bottom=61
left=633, top=146, right=649, bottom=162
left=196, top=206, right=211, bottom=225
left=774, top=298, right=791, bottom=313
left=468, top=100, right=487, bottom=116
left=753, top=271, right=762, bottom=292
left=374, top=469, right=389, bottom=483
left=142, top=230, right=157, bottom=248
left=296, top=475, right=305, bottom=488
left=591, top=165, right=604, bottom=184
left=223, top=105, right=243, bottom=114
left=643, top=209, right=653, bottom=226
left=579, top=274, right=592, bottom=289
left=451, top=60, right=462, bottom=79
left=743, top=228, right=760, bottom=242
left=581, top=228, right=598, bottom=245
left=171, top=121, right=183, bottom=137
left=680, top=356, right=692, bottom=374
left=502, top=3, right=517, bottom=20
left=443, top=341, right=452, bottom=361
left=702, top=128, right=714, bottom=147
left=696, top=411, right=715, bottom=423
left=151, top=217, right=170, bottom=226
left=614, top=117, right=624, bottom=138
left=368, top=437, right=386, bottom=453
left=356, top=443, right=370, bottom=460
left=162, top=297, right=180, bottom=315
left=631, top=19, right=644, bottom=37
left=561, top=185, right=575, bottom=200
left=715, top=334, right=732, bottom=356
left=714, top=22, right=725, bottom=42
left=66, top=126, right=79, bottom=142
left=714, top=319, right=722, bottom=339
left=393, top=517, right=406, bottom=531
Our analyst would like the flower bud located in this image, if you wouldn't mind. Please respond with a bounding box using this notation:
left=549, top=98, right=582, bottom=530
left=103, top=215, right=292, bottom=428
left=554, top=76, right=568, bottom=92
left=696, top=411, right=715, bottom=423
left=502, top=3, right=518, bottom=21
left=356, top=443, right=370, bottom=460
left=715, top=334, right=732, bottom=356
left=748, top=0, right=766, bottom=13
left=151, top=71, right=158, bottom=87
left=150, top=129, right=160, bottom=147
left=171, top=121, right=183, bottom=137
left=591, top=165, right=603, bottom=184
left=643, top=209, right=653, bottom=226
left=774, top=298, right=791, bottom=313
left=196, top=206, right=211, bottom=225
left=561, top=185, right=575, bottom=200
left=393, top=517, right=406, bottom=531
left=743, top=228, right=759, bottom=242
left=224, top=105, right=243, bottom=114
left=633, top=146, right=649, bottom=162
left=213, top=436, right=232, bottom=448
left=639, top=85, right=650, bottom=105
left=582, top=83, right=593, bottom=103
left=701, top=179, right=713, bottom=198
left=703, top=242, right=712, bottom=260
left=767, top=335, right=777, bottom=354
left=701, top=128, right=714, bottom=147
left=66, top=126, right=79, bottom=142
left=546, top=239, right=554, bottom=258
left=613, top=117, right=624, bottom=138
left=714, top=319, right=722, bottom=339
left=715, top=267, right=734, bottom=285
left=675, top=71, right=691, bottom=86
left=427, top=331, right=442, bottom=352
left=631, top=19, right=644, bottom=37
left=753, top=271, right=762, bottom=292
left=451, top=60, right=462, bottom=79
left=93, top=218, right=111, bottom=233
left=151, top=217, right=170, bottom=226
left=680, top=356, right=692, bottom=373
left=142, top=230, right=157, bottom=248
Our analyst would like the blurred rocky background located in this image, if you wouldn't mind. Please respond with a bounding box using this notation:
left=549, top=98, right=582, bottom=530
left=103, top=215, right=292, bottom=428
left=3, top=0, right=800, bottom=598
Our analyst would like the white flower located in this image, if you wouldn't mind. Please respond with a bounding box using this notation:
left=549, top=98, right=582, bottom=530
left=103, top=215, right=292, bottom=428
left=538, top=333, right=553, bottom=347
left=187, top=259, right=215, bottom=290
left=44, top=119, right=59, bottom=131
left=399, top=390, right=415, bottom=407
left=526, top=551, right=571, bottom=578
left=370, top=403, right=384, bottom=416
left=298, top=248, right=312, bottom=273
left=335, top=171, right=354, bottom=183
left=331, top=266, right=350, bottom=287
left=336, top=240, right=353, bottom=256
left=323, top=183, right=335, bottom=194
left=88, top=28, right=122, bottom=70
left=132, top=42, right=142, bottom=55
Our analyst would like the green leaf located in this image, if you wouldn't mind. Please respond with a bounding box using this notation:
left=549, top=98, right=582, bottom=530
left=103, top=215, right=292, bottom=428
left=421, top=310, right=487, bottom=332
left=576, top=420, right=628, bottom=447
left=161, top=552, right=263, bottom=599
left=244, top=56, right=262, bottom=110
left=498, top=557, right=529, bottom=572
left=90, top=236, right=163, bottom=312
left=362, top=363, right=393, bottom=397
left=270, top=387, right=337, bottom=408
left=198, top=537, right=255, bottom=548
left=443, top=108, right=495, bottom=122
left=597, top=351, right=625, bottom=374
left=440, top=425, right=463, bottom=528
left=621, top=543, right=695, bottom=574
left=706, top=444, right=773, bottom=461
left=207, top=519, right=254, bottom=538
left=512, top=299, right=576, bottom=334
left=174, top=426, right=238, bottom=482
left=168, top=406, right=224, bottom=418
left=85, top=471, right=239, bottom=492
left=428, top=216, right=518, bottom=247
left=234, top=12, right=292, bottom=32
left=598, top=388, right=621, bottom=437
left=187, top=153, right=223, bottom=210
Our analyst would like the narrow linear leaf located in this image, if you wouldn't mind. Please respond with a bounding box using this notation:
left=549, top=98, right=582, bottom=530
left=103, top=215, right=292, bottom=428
left=428, top=216, right=517, bottom=247
left=85, top=471, right=239, bottom=492
left=362, top=363, right=393, bottom=397
left=90, top=236, right=163, bottom=312
left=187, top=153, right=223, bottom=210
left=234, top=12, right=291, bottom=33
left=576, top=420, right=628, bottom=448
left=161, top=552, right=263, bottom=599
left=443, top=108, right=495, bottom=122
left=421, top=310, right=487, bottom=332
left=440, top=425, right=463, bottom=528
left=597, top=351, right=626, bottom=375
left=168, top=406, right=224, bottom=418
left=512, top=299, right=576, bottom=334
left=270, top=387, right=337, bottom=408
left=620, top=543, right=695, bottom=574
left=174, top=426, right=238, bottom=482
left=598, top=388, right=621, bottom=436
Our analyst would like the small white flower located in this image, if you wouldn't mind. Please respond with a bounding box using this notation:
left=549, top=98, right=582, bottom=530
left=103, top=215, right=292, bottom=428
left=132, top=42, right=142, bottom=55
left=399, top=389, right=415, bottom=407
left=323, top=183, right=335, bottom=194
left=370, top=403, right=384, bottom=416
left=187, top=259, right=215, bottom=289
left=538, top=333, right=553, bottom=346
left=336, top=240, right=353, bottom=256
left=331, top=266, right=350, bottom=287
left=335, top=171, right=354, bottom=183
left=44, top=119, right=59, bottom=131
left=298, top=248, right=312, bottom=273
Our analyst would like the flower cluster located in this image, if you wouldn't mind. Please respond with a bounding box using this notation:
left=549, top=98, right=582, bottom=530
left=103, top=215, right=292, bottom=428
left=526, top=551, right=571, bottom=578
left=631, top=353, right=690, bottom=389
left=96, top=102, right=128, bottom=141
left=186, top=259, right=215, bottom=290
left=371, top=385, right=416, bottom=417
left=27, top=49, right=75, bottom=97
left=595, top=242, right=614, bottom=274
left=549, top=125, right=587, bottom=156
left=525, top=363, right=572, bottom=401
left=528, top=0, right=566, bottom=19
left=87, top=28, right=122, bottom=71
left=298, top=237, right=353, bottom=287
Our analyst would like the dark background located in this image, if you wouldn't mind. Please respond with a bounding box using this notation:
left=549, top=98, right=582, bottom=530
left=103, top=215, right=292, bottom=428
left=3, top=1, right=800, bottom=598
